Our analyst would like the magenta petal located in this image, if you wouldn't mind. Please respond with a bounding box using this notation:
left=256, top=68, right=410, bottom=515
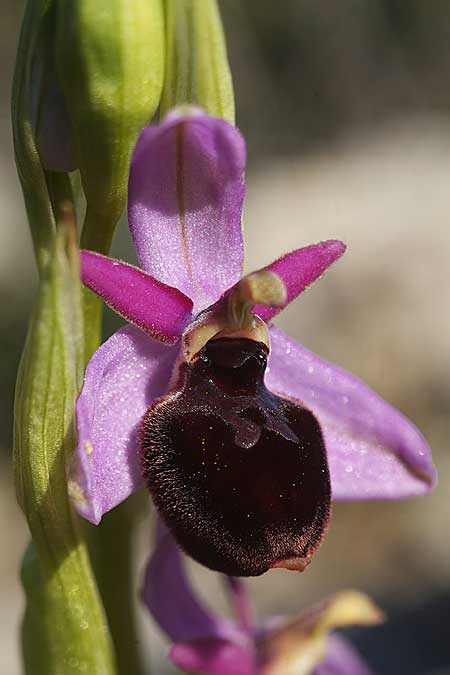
left=254, top=241, right=346, bottom=322
left=71, top=326, right=178, bottom=523
left=80, top=250, right=193, bottom=344
left=128, top=110, right=246, bottom=312
left=170, top=639, right=256, bottom=675
left=142, top=521, right=254, bottom=675
left=313, top=635, right=374, bottom=675
left=267, top=328, right=436, bottom=500
left=226, top=577, right=254, bottom=633
left=142, top=520, right=245, bottom=644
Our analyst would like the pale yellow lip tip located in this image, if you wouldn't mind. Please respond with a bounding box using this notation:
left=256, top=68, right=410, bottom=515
left=67, top=480, right=87, bottom=504
left=271, top=555, right=309, bottom=572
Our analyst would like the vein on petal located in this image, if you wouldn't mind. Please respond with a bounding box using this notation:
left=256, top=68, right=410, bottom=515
left=176, top=122, right=195, bottom=288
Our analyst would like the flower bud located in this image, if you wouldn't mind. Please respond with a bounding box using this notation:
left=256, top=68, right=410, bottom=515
left=33, top=22, right=78, bottom=174
left=14, top=215, right=116, bottom=674
left=55, top=0, right=165, bottom=250
left=162, top=0, right=235, bottom=123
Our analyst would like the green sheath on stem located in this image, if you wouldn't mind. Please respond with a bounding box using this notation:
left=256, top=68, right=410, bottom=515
left=162, top=0, right=235, bottom=123
left=11, top=0, right=56, bottom=273
left=14, top=224, right=117, bottom=675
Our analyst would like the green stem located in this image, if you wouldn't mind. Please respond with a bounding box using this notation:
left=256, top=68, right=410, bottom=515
left=21, top=537, right=117, bottom=675
left=80, top=207, right=116, bottom=254
left=80, top=207, right=116, bottom=362
left=80, top=208, right=145, bottom=675
left=45, top=170, right=75, bottom=211
left=86, top=493, right=146, bottom=675
left=15, top=226, right=117, bottom=675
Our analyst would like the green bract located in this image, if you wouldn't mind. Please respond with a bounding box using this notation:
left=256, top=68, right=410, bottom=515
left=12, top=0, right=59, bottom=272
left=14, top=223, right=117, bottom=675
left=162, top=0, right=235, bottom=123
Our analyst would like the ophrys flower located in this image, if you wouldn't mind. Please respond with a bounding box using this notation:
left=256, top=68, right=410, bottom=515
left=71, top=108, right=435, bottom=576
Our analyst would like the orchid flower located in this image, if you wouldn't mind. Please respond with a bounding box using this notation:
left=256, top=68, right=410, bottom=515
left=142, top=520, right=382, bottom=675
left=70, top=108, right=436, bottom=577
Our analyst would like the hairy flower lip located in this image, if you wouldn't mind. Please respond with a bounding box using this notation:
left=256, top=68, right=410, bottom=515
left=140, top=336, right=331, bottom=577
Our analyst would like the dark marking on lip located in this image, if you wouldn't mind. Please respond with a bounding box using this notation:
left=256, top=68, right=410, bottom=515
left=140, top=338, right=331, bottom=577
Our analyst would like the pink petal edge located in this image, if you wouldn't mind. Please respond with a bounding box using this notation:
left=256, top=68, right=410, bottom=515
left=71, top=326, right=178, bottom=524
left=141, top=520, right=246, bottom=646
left=313, top=634, right=374, bottom=675
left=80, top=250, right=193, bottom=344
left=254, top=240, right=346, bottom=321
left=170, top=638, right=256, bottom=675
left=267, top=327, right=436, bottom=500
left=141, top=521, right=254, bottom=675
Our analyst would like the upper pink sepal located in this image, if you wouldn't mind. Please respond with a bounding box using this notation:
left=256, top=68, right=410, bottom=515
left=80, top=250, right=193, bottom=344
left=128, top=110, right=246, bottom=313
left=254, top=240, right=346, bottom=321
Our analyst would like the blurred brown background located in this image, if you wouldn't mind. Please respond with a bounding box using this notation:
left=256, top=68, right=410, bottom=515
left=1, top=1, right=450, bottom=673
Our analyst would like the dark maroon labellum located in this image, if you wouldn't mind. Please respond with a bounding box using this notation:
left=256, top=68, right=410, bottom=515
left=140, top=338, right=331, bottom=577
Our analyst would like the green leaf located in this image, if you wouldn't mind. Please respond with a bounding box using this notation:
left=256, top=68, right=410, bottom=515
left=14, top=223, right=117, bottom=675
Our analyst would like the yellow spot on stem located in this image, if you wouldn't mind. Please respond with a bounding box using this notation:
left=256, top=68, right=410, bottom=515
left=68, top=480, right=87, bottom=504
